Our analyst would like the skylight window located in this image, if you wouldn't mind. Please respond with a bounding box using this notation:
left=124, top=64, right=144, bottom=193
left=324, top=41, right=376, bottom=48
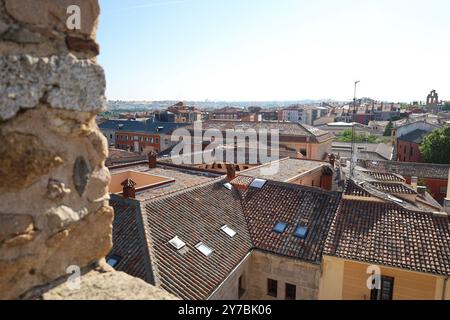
left=223, top=183, right=232, bottom=190
left=195, top=242, right=213, bottom=257
left=221, top=225, right=237, bottom=238
left=273, top=221, right=288, bottom=234
left=294, top=226, right=308, bottom=239
left=106, top=255, right=121, bottom=268
left=168, top=236, right=186, bottom=250
left=388, top=195, right=404, bottom=203
left=250, top=178, right=267, bottom=189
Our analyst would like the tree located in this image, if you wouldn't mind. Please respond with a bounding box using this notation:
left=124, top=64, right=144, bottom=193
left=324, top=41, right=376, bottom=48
left=443, top=101, right=450, bottom=111
left=384, top=121, right=393, bottom=136
left=335, top=129, right=380, bottom=143
left=420, top=126, right=450, bottom=164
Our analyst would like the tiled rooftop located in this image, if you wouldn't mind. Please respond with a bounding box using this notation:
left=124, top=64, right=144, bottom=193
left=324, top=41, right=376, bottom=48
left=369, top=182, right=417, bottom=195
left=397, top=129, right=430, bottom=144
left=109, top=163, right=220, bottom=201
left=365, top=171, right=405, bottom=182
left=325, top=199, right=450, bottom=276
left=343, top=180, right=372, bottom=198
left=108, top=197, right=154, bottom=283
left=239, top=180, right=341, bottom=263
left=109, top=176, right=341, bottom=299
left=238, top=158, right=329, bottom=182
left=184, top=120, right=333, bottom=142
left=359, top=160, right=450, bottom=180
left=142, top=181, right=252, bottom=300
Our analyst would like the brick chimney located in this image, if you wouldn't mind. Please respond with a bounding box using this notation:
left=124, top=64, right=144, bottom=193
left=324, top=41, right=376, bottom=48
left=444, top=168, right=450, bottom=214
left=417, top=186, right=427, bottom=197
left=148, top=150, right=158, bottom=169
left=226, top=164, right=236, bottom=181
left=121, top=179, right=137, bottom=199
left=410, top=176, right=418, bottom=191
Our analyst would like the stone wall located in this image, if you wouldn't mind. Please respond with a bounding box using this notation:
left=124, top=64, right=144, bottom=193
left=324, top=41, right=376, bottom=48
left=0, top=0, right=175, bottom=300
left=245, top=250, right=321, bottom=300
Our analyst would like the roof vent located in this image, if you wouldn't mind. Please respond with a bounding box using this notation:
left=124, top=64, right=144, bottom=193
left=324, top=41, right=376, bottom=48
left=250, top=178, right=267, bottom=189
left=195, top=242, right=213, bottom=257
left=168, top=236, right=186, bottom=250
left=220, top=225, right=237, bottom=238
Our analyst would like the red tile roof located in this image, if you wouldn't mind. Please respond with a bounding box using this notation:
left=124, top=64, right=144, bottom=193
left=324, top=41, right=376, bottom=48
left=325, top=199, right=450, bottom=276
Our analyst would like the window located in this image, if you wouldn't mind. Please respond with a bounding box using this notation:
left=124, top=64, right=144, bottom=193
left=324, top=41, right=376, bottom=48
left=272, top=221, right=287, bottom=233
left=110, top=134, right=113, bottom=139
left=238, top=275, right=246, bottom=298
left=195, top=242, right=213, bottom=257
left=267, top=279, right=278, bottom=297
left=145, top=137, right=148, bottom=142
left=285, top=283, right=296, bottom=300
left=410, top=146, right=413, bottom=157
left=371, top=276, right=394, bottom=300
left=294, top=226, right=308, bottom=239
left=250, top=178, right=267, bottom=189
left=273, top=221, right=288, bottom=234
left=300, top=148, right=307, bottom=157
left=156, top=138, right=159, bottom=144
left=223, top=183, right=232, bottom=190
left=106, top=255, right=121, bottom=268
left=150, top=137, right=154, bottom=143
left=220, top=225, right=237, bottom=238
left=168, top=236, right=186, bottom=250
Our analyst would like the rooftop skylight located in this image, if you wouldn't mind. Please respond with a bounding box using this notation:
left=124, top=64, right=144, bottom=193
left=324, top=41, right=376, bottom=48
left=250, top=178, right=267, bottom=189
left=168, top=236, right=186, bottom=250
left=195, top=242, right=213, bottom=257
left=294, top=226, right=308, bottom=239
left=220, top=225, right=237, bottom=238
left=388, top=195, right=404, bottom=203
left=223, top=183, right=233, bottom=190
left=273, top=221, right=288, bottom=234
left=106, top=255, right=121, bottom=268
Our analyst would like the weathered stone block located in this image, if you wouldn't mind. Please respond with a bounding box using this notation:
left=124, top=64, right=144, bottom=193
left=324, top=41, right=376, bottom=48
left=4, top=0, right=100, bottom=38
left=0, top=54, right=106, bottom=121
left=0, top=132, right=64, bottom=193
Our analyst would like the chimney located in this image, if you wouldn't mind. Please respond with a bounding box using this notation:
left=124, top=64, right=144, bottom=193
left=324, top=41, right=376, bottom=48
left=121, top=179, right=137, bottom=199
left=444, top=168, right=450, bottom=214
left=226, top=164, right=236, bottom=181
left=328, top=154, right=336, bottom=167
left=410, top=176, right=418, bottom=191
left=417, top=186, right=427, bottom=197
left=148, top=150, right=158, bottom=169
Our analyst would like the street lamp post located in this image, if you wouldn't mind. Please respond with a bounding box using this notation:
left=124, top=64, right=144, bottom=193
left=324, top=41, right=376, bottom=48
left=350, top=80, right=360, bottom=178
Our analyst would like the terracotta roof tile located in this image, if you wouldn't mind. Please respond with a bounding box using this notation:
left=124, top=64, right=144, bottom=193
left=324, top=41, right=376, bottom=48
left=325, top=200, right=450, bottom=276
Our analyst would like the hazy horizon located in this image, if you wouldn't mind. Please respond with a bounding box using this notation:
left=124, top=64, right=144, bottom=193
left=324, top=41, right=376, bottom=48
left=98, top=0, right=450, bottom=102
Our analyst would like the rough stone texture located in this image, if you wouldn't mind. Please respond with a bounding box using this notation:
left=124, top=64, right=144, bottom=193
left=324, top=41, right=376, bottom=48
left=4, top=0, right=100, bottom=38
left=0, top=54, right=106, bottom=121
left=1, top=0, right=173, bottom=300
left=41, top=271, right=179, bottom=300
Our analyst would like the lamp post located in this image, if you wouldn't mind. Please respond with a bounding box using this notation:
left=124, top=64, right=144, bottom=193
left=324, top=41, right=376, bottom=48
left=350, top=80, right=360, bottom=178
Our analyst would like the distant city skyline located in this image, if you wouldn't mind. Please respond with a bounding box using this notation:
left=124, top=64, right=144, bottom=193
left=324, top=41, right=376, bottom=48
left=98, top=0, right=450, bottom=102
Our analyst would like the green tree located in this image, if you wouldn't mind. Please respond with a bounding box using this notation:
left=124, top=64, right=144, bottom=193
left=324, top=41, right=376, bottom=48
left=384, top=121, right=393, bottom=136
left=420, top=126, right=450, bottom=164
left=443, top=101, right=450, bottom=111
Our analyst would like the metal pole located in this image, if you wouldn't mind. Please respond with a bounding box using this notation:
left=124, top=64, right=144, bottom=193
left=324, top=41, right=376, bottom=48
left=350, top=80, right=360, bottom=178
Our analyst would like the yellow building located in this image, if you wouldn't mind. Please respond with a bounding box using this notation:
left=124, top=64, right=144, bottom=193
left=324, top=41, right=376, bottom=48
left=319, top=198, right=450, bottom=300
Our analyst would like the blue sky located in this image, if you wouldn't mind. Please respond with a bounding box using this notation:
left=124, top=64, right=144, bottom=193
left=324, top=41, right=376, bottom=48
left=98, top=0, right=450, bottom=102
